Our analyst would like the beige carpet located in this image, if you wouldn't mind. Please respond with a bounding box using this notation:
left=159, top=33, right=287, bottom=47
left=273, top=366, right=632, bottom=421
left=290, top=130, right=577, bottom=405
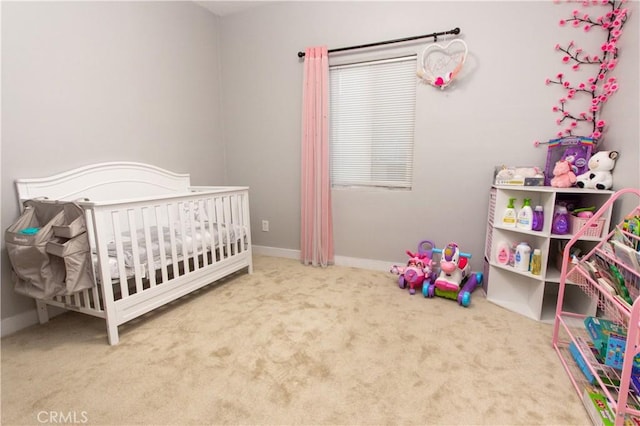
left=1, top=255, right=590, bottom=425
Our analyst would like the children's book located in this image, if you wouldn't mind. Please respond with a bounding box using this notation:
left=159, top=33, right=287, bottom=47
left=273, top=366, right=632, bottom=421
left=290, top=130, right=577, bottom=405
left=622, top=213, right=640, bottom=251
left=599, top=277, right=620, bottom=298
left=630, top=374, right=640, bottom=395
left=584, top=317, right=640, bottom=372
left=625, top=415, right=640, bottom=426
left=585, top=316, right=628, bottom=359
left=608, top=263, right=634, bottom=305
left=583, top=386, right=616, bottom=426
left=615, top=294, right=633, bottom=311
left=605, top=333, right=627, bottom=370
left=570, top=338, right=620, bottom=386
left=612, top=225, right=636, bottom=248
left=612, top=240, right=640, bottom=274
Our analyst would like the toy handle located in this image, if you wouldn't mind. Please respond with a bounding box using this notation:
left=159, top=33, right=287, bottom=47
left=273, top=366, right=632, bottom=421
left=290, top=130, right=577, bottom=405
left=432, top=247, right=472, bottom=258
left=418, top=240, right=436, bottom=256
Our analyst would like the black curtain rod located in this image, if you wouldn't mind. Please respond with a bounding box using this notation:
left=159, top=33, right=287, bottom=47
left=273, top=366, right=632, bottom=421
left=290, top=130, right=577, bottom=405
left=297, top=27, right=460, bottom=58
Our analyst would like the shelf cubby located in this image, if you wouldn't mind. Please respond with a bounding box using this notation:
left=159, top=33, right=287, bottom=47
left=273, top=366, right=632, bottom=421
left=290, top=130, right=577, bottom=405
left=486, top=185, right=613, bottom=321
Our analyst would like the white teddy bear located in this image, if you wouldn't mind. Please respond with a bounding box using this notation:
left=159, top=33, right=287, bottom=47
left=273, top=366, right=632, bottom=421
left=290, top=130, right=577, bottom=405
left=576, top=150, right=619, bottom=190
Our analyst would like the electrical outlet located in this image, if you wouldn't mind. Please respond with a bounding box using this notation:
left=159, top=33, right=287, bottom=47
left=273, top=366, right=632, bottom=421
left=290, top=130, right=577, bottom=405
left=261, top=220, right=269, bottom=232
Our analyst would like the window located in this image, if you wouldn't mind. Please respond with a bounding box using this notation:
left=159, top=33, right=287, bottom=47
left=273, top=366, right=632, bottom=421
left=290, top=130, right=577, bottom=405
left=329, top=56, right=417, bottom=189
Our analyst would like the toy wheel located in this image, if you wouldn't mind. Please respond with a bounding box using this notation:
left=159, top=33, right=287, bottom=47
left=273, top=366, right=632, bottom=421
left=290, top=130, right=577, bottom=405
left=398, top=276, right=406, bottom=289
left=409, top=287, right=416, bottom=295
left=460, top=291, right=471, bottom=307
left=475, top=272, right=483, bottom=286
left=422, top=284, right=429, bottom=297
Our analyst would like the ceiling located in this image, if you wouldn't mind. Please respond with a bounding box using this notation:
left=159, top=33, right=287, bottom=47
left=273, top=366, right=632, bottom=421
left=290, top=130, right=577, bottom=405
left=195, top=1, right=268, bottom=16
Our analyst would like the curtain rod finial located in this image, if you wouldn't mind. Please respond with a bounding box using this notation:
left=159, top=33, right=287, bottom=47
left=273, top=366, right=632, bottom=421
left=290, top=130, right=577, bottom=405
left=298, top=51, right=306, bottom=58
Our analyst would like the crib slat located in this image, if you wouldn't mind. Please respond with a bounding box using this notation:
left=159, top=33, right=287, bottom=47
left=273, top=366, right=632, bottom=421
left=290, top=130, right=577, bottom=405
left=92, top=281, right=103, bottom=311
left=206, top=198, right=217, bottom=265
left=111, top=212, right=130, bottom=299
left=166, top=205, right=180, bottom=277
left=187, top=200, right=199, bottom=272
left=234, top=194, right=242, bottom=254
left=91, top=208, right=115, bottom=311
left=214, top=198, right=225, bottom=260
left=155, top=205, right=169, bottom=284
left=223, top=196, right=232, bottom=258
left=198, top=199, right=209, bottom=268
left=242, top=192, right=250, bottom=252
left=177, top=202, right=190, bottom=274
left=141, top=207, right=157, bottom=288
left=231, top=194, right=239, bottom=255
left=127, top=209, right=144, bottom=294
left=83, top=208, right=103, bottom=310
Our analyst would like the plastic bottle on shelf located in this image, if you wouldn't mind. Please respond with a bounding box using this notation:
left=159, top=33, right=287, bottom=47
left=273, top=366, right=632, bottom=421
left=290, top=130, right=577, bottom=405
left=517, top=198, right=533, bottom=231
left=552, top=206, right=570, bottom=235
left=514, top=242, right=531, bottom=272
left=502, top=197, right=517, bottom=228
left=495, top=240, right=510, bottom=265
left=530, top=249, right=542, bottom=275
left=532, top=205, right=544, bottom=232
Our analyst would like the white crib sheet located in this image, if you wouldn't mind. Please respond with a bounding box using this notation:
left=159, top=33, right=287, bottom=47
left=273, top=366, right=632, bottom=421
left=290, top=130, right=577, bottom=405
left=92, top=255, right=142, bottom=281
left=94, top=223, right=247, bottom=280
left=107, top=223, right=243, bottom=267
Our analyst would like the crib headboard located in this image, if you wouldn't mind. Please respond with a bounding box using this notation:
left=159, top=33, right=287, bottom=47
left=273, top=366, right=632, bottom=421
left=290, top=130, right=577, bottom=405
left=16, top=162, right=192, bottom=203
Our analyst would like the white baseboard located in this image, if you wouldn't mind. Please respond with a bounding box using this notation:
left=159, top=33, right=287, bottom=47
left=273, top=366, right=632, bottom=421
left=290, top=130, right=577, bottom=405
left=251, top=245, right=393, bottom=272
left=0, top=309, right=39, bottom=338
left=252, top=245, right=300, bottom=260
left=334, top=255, right=393, bottom=272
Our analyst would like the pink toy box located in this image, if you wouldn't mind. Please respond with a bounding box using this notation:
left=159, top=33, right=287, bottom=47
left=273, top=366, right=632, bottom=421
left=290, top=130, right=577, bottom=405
left=544, top=136, right=594, bottom=186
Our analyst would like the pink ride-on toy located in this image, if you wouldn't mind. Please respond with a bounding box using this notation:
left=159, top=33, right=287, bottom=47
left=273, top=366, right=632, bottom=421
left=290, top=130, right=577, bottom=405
left=422, top=242, right=483, bottom=307
left=390, top=240, right=437, bottom=295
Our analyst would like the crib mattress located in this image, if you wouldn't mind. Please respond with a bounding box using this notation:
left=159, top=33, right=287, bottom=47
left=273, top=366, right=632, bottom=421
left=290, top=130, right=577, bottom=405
left=96, top=222, right=247, bottom=281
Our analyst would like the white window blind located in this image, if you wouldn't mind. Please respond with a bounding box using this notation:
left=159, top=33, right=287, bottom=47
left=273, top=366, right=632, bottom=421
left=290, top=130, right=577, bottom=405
left=329, top=56, right=417, bottom=189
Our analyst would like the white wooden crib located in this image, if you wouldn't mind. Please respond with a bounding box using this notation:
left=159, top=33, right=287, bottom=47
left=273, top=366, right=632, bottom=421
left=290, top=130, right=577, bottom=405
left=13, top=162, right=252, bottom=345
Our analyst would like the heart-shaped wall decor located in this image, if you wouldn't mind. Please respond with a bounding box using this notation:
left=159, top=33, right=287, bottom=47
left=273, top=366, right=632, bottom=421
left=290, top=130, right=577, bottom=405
left=417, top=39, right=468, bottom=89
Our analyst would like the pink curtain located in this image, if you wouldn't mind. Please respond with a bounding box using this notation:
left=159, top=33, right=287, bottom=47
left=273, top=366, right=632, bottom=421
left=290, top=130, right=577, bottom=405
left=301, top=46, right=334, bottom=267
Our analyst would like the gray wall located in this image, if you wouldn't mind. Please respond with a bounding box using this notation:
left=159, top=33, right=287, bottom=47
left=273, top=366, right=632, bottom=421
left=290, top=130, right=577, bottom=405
left=1, top=2, right=225, bottom=321
left=220, top=1, right=639, bottom=264
left=1, top=1, right=638, bottom=326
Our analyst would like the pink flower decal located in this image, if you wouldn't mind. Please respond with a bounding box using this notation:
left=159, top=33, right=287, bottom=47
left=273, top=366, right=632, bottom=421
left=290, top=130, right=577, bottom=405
left=543, top=0, right=628, bottom=144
